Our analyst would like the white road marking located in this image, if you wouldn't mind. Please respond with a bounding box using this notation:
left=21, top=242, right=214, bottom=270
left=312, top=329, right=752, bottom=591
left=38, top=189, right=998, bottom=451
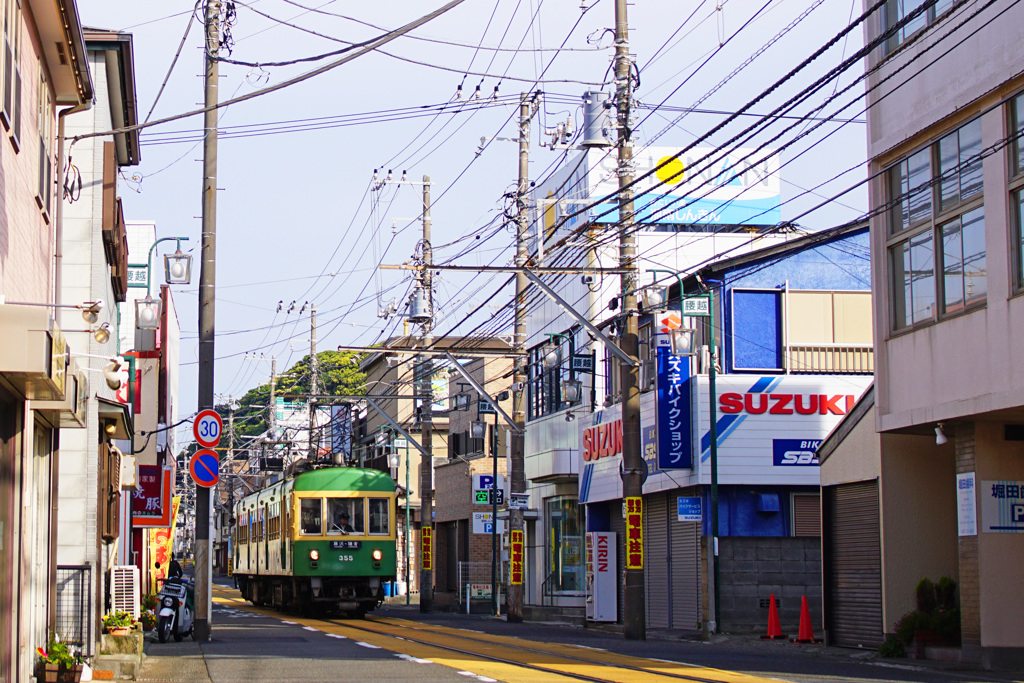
left=280, top=620, right=297, bottom=625
left=356, top=641, right=381, bottom=649
left=395, top=654, right=432, bottom=664
left=456, top=673, right=495, bottom=682
left=325, top=633, right=347, bottom=639
left=302, top=626, right=319, bottom=632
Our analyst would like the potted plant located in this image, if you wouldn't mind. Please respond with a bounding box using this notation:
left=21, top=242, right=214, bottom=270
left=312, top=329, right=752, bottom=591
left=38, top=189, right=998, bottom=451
left=140, top=610, right=157, bottom=631
left=35, top=636, right=85, bottom=683
left=102, top=609, right=136, bottom=636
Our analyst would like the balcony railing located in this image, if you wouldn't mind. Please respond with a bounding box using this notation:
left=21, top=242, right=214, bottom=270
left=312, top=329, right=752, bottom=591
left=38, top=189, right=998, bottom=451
left=786, top=343, right=874, bottom=374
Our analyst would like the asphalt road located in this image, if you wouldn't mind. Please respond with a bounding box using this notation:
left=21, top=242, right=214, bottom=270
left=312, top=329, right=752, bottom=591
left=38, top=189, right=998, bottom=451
left=135, top=583, right=1023, bottom=683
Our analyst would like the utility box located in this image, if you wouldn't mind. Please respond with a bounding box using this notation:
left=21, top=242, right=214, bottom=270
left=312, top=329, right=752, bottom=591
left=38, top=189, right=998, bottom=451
left=585, top=531, right=617, bottom=622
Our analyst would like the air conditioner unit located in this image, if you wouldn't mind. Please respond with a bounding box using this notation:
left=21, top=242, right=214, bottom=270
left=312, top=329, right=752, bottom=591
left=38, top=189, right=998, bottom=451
left=110, top=565, right=140, bottom=620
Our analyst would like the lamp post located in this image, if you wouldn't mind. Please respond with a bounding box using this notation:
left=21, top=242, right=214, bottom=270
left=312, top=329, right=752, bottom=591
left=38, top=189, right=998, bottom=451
left=648, top=269, right=720, bottom=633
left=471, top=416, right=498, bottom=616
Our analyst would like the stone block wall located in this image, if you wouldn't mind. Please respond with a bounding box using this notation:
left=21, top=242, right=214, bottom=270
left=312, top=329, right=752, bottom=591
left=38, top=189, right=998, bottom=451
left=718, top=537, right=822, bottom=634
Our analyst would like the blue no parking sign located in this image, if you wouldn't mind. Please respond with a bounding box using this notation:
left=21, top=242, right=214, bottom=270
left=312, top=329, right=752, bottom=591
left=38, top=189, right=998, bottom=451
left=190, top=449, right=220, bottom=488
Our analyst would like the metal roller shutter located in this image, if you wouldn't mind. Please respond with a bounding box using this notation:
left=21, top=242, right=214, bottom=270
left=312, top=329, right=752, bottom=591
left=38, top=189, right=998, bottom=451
left=645, top=495, right=670, bottom=628
left=824, top=480, right=883, bottom=648
left=610, top=505, right=626, bottom=621
left=670, top=507, right=700, bottom=629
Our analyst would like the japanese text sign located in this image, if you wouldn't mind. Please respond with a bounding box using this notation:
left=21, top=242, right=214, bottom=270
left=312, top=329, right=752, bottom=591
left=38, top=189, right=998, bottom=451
left=625, top=497, right=643, bottom=569
left=421, top=527, right=433, bottom=570
left=981, top=480, right=1024, bottom=533
left=656, top=346, right=691, bottom=469
left=132, top=465, right=173, bottom=528
left=510, top=530, right=524, bottom=585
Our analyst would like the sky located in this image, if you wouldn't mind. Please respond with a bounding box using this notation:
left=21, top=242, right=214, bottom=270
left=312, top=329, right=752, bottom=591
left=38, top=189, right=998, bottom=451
left=78, top=0, right=869, bottom=450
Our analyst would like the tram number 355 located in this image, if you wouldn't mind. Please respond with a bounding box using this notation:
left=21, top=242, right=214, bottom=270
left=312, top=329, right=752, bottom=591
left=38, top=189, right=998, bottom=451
left=338, top=555, right=354, bottom=562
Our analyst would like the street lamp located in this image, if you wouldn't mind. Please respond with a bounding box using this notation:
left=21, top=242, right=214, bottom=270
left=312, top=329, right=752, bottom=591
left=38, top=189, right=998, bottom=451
left=561, top=378, right=583, bottom=404
left=641, top=285, right=668, bottom=313
left=146, top=237, right=191, bottom=296
left=649, top=268, right=721, bottom=634
left=135, top=296, right=162, bottom=330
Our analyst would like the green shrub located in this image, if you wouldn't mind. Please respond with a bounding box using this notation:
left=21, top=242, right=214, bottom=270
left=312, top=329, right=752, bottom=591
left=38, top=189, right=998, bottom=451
left=915, top=577, right=937, bottom=613
left=936, top=576, right=956, bottom=610
left=895, top=611, right=927, bottom=646
left=878, top=635, right=906, bottom=658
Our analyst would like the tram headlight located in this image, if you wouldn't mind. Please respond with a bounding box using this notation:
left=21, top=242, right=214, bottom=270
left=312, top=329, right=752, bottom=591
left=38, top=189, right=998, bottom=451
left=309, top=549, right=319, bottom=561
left=372, top=549, right=383, bottom=561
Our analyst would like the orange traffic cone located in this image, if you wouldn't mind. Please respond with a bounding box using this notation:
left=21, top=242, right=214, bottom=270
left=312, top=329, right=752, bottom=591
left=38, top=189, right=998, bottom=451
left=791, top=595, right=821, bottom=644
left=760, top=594, right=786, bottom=640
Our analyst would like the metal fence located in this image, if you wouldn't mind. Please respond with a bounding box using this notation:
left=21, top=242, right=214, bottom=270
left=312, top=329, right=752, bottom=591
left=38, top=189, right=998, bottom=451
left=55, top=565, right=92, bottom=656
left=456, top=561, right=505, bottom=601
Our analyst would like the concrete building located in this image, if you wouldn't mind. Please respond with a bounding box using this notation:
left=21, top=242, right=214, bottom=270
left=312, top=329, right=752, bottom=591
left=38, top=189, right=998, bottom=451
left=52, top=27, right=140, bottom=658
left=828, top=0, right=1024, bottom=668
left=432, top=356, right=513, bottom=610
left=0, top=0, right=93, bottom=678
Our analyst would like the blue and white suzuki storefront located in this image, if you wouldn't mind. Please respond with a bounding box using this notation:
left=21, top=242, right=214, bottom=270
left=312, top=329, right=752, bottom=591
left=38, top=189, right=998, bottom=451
left=580, top=365, right=871, bottom=633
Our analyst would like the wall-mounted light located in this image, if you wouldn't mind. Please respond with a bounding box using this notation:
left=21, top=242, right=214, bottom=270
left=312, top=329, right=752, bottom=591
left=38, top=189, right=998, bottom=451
left=135, top=296, right=161, bottom=330
left=935, top=423, right=948, bottom=446
left=81, top=299, right=103, bottom=324
left=542, top=343, right=561, bottom=369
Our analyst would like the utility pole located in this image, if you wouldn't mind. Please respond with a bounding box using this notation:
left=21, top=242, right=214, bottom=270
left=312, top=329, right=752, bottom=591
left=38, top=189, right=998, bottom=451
left=419, top=175, right=434, bottom=613
left=269, top=357, right=277, bottom=437
left=194, top=0, right=221, bottom=642
left=309, top=305, right=318, bottom=461
left=507, top=92, right=530, bottom=624
left=615, top=0, right=645, bottom=641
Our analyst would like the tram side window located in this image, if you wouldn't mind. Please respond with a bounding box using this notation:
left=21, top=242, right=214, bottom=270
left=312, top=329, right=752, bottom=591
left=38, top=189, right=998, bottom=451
left=327, top=497, right=364, bottom=535
left=238, top=514, right=248, bottom=544
left=368, top=498, right=389, bottom=535
left=269, top=503, right=280, bottom=540
left=300, top=498, right=322, bottom=535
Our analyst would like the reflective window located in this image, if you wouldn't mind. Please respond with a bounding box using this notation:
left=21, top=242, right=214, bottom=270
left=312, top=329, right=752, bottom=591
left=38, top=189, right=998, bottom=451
left=327, top=497, right=364, bottom=535
left=882, top=0, right=954, bottom=55
left=300, top=498, right=322, bottom=535
left=886, top=116, right=985, bottom=330
left=368, top=498, right=389, bottom=535
left=545, top=497, right=585, bottom=593
left=1012, top=94, right=1024, bottom=290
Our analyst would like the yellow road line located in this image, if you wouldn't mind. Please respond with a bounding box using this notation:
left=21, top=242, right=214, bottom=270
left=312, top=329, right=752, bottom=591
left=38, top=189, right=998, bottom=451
left=368, top=615, right=787, bottom=683
left=210, top=585, right=788, bottom=683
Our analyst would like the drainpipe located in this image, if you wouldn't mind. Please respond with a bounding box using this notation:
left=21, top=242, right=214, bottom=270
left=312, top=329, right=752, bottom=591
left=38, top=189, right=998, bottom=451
left=53, top=99, right=92, bottom=308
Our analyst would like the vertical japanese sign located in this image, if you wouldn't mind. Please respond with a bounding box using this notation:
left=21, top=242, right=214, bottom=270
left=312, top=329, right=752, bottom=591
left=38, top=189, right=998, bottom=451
left=148, top=496, right=181, bottom=594
left=625, top=497, right=643, bottom=569
left=956, top=472, right=976, bottom=536
left=510, top=530, right=524, bottom=585
left=656, top=346, right=691, bottom=469
left=421, top=527, right=433, bottom=570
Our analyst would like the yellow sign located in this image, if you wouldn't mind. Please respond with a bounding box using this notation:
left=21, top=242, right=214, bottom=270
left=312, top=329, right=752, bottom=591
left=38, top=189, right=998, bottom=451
left=421, top=527, right=433, bottom=571
left=50, top=322, right=67, bottom=396
left=148, top=496, right=181, bottom=593
left=625, top=497, right=643, bottom=570
left=510, top=530, right=524, bottom=585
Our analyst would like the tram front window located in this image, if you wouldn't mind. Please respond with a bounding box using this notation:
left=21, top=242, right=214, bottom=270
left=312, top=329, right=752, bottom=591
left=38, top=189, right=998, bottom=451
left=300, top=498, right=322, bottom=535
left=328, top=498, right=364, bottom=534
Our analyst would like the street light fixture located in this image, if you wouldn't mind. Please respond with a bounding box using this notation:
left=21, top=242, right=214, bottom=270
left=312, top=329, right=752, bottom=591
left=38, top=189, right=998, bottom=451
left=669, top=327, right=697, bottom=358
left=135, top=296, right=162, bottom=330
left=642, top=285, right=668, bottom=313
left=164, top=250, right=193, bottom=285
left=561, top=378, right=583, bottom=404
left=542, top=343, right=561, bottom=370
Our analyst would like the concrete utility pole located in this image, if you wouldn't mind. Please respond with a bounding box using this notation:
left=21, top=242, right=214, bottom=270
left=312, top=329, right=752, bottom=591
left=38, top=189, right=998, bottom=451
left=419, top=176, right=434, bottom=613
left=195, top=0, right=221, bottom=642
left=309, top=305, right=318, bottom=461
left=507, top=93, right=530, bottom=624
left=615, top=0, right=645, bottom=641
left=269, top=357, right=277, bottom=437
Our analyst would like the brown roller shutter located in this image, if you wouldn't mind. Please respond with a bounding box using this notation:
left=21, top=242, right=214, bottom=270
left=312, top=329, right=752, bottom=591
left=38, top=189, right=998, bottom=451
left=670, top=503, right=700, bottom=629
left=793, top=493, right=821, bottom=537
left=644, top=495, right=670, bottom=628
left=824, top=480, right=882, bottom=648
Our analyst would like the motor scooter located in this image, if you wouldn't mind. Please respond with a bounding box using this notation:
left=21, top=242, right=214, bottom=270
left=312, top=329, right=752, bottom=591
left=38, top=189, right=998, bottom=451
left=155, top=575, right=194, bottom=642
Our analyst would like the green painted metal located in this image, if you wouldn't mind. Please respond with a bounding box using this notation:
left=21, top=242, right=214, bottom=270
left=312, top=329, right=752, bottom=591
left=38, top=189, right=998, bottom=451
left=292, top=540, right=397, bottom=577
left=292, top=467, right=396, bottom=493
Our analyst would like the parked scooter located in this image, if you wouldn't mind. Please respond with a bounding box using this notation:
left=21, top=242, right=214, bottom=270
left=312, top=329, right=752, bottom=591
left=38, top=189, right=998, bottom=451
left=155, top=573, right=194, bottom=642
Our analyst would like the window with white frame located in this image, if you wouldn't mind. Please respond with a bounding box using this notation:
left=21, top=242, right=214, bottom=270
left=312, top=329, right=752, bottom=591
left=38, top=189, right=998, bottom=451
left=1011, top=93, right=1024, bottom=291
left=881, top=0, right=955, bottom=55
left=36, top=61, right=51, bottom=213
left=1, top=0, right=21, bottom=147
left=887, top=116, right=986, bottom=330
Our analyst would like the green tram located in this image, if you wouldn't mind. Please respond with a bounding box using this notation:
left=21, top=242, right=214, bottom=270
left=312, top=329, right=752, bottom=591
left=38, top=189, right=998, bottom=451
left=233, top=467, right=397, bottom=615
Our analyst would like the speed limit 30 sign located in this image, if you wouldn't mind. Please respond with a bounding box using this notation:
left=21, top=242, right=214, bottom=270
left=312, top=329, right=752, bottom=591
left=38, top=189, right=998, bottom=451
left=193, top=409, right=223, bottom=448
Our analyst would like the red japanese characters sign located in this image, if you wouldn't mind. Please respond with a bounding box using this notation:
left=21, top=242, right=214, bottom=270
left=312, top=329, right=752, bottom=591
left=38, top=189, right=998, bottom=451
left=133, top=465, right=173, bottom=528
left=421, top=527, right=433, bottom=571
left=625, top=497, right=643, bottom=570
left=510, top=530, right=524, bottom=585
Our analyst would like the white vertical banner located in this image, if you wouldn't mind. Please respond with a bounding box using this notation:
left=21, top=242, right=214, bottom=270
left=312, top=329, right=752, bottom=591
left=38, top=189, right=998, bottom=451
left=956, top=472, right=976, bottom=537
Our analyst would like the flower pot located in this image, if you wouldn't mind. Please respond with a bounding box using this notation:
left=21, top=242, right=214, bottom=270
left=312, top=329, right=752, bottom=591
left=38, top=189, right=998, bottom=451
left=106, top=627, right=131, bottom=637
left=35, top=662, right=59, bottom=683
left=56, top=664, right=83, bottom=683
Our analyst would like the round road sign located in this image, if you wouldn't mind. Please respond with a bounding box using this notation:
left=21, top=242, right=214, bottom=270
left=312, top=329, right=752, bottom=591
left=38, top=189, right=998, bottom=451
left=193, top=409, right=223, bottom=448
left=190, top=449, right=220, bottom=488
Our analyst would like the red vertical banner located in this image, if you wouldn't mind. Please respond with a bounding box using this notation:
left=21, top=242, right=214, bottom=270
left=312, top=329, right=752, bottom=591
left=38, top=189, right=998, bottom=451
left=421, top=527, right=433, bottom=571
left=510, top=530, right=524, bottom=585
left=625, top=497, right=644, bottom=569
